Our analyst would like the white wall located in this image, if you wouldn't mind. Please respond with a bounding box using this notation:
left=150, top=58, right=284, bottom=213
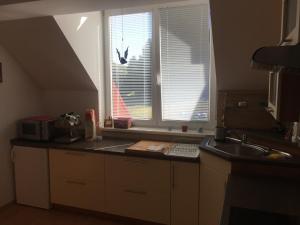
left=0, top=45, right=42, bottom=207
left=55, top=11, right=102, bottom=90
left=54, top=11, right=105, bottom=124
left=42, top=90, right=99, bottom=120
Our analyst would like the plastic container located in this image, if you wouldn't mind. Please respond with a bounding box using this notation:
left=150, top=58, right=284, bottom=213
left=85, top=109, right=96, bottom=141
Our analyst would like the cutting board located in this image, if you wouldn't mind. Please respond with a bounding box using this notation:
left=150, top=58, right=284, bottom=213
left=126, top=140, right=174, bottom=156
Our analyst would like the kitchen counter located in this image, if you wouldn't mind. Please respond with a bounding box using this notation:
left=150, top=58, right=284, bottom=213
left=11, top=138, right=200, bottom=162
left=200, top=136, right=300, bottom=167
left=199, top=136, right=300, bottom=180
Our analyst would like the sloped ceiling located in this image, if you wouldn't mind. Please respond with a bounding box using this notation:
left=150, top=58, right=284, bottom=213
left=0, top=0, right=39, bottom=6
left=0, top=0, right=188, bottom=21
left=210, top=0, right=281, bottom=90
left=0, top=16, right=96, bottom=90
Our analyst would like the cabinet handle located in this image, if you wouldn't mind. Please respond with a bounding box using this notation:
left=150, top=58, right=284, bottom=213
left=11, top=148, right=15, bottom=163
left=66, top=180, right=87, bottom=186
left=124, top=158, right=147, bottom=164
left=65, top=152, right=87, bottom=156
left=124, top=189, right=147, bottom=195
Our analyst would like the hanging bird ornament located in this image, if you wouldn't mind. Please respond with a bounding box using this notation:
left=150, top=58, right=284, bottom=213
left=116, top=10, right=129, bottom=65
left=116, top=47, right=129, bottom=65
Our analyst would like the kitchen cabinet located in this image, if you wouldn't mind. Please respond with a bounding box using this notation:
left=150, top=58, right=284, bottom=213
left=105, top=154, right=171, bottom=224
left=49, top=149, right=105, bottom=212
left=199, top=151, right=231, bottom=225
left=171, top=161, right=199, bottom=225
left=267, top=70, right=300, bottom=121
left=280, top=0, right=300, bottom=45
left=265, top=0, right=300, bottom=122
left=12, top=146, right=50, bottom=209
left=267, top=71, right=281, bottom=120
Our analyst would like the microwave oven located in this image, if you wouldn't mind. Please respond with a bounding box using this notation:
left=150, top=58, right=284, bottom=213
left=18, top=116, right=56, bottom=141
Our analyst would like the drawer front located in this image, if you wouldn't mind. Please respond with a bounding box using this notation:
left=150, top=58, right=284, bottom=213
left=106, top=184, right=170, bottom=224
left=50, top=177, right=104, bottom=212
left=49, top=149, right=104, bottom=181
left=106, top=155, right=170, bottom=189
left=105, top=155, right=171, bottom=224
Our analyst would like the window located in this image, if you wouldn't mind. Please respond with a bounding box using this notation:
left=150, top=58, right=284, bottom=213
left=106, top=3, right=214, bottom=128
left=110, top=12, right=153, bottom=120
left=160, top=5, right=210, bottom=121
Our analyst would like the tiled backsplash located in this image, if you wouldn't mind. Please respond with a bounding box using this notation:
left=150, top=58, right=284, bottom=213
left=217, top=90, right=276, bottom=130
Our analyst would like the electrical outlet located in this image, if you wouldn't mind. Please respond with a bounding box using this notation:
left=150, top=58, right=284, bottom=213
left=237, top=101, right=248, bottom=108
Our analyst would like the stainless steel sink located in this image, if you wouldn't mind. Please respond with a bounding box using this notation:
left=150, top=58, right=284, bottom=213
left=206, top=137, right=292, bottom=159
left=266, top=149, right=292, bottom=159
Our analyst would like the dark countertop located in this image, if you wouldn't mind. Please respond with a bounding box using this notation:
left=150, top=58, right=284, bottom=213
left=11, top=138, right=200, bottom=163
left=239, top=129, right=300, bottom=148
left=199, top=136, right=300, bottom=168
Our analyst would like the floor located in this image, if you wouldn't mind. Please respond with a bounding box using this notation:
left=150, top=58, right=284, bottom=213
left=0, top=204, right=133, bottom=225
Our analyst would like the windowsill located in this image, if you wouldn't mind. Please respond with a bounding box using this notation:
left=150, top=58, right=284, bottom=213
left=101, top=127, right=215, bottom=138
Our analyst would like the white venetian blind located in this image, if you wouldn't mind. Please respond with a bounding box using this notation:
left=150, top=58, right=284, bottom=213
left=110, top=12, right=153, bottom=120
left=160, top=5, right=210, bottom=121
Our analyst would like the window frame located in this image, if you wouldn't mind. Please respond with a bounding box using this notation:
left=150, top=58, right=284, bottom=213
left=104, top=0, right=216, bottom=130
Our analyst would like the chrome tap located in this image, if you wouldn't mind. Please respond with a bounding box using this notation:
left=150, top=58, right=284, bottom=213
left=241, top=134, right=248, bottom=143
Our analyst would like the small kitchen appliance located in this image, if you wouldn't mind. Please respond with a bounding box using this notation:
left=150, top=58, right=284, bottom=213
left=54, top=112, right=82, bottom=144
left=18, top=116, right=56, bottom=141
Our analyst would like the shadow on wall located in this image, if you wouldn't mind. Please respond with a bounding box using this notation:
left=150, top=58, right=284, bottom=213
left=210, top=0, right=282, bottom=91
left=0, top=45, right=42, bottom=207
left=42, top=90, right=99, bottom=120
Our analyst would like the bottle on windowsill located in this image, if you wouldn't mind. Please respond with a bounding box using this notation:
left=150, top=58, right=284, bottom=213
left=104, top=116, right=113, bottom=128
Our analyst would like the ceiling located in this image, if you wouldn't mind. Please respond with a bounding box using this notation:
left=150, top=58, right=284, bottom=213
left=0, top=16, right=96, bottom=90
left=0, top=0, right=188, bottom=21
left=0, top=0, right=39, bottom=6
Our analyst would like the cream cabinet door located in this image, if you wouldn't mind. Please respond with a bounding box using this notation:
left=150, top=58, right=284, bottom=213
left=13, top=146, right=50, bottom=209
left=199, top=151, right=231, bottom=225
left=105, top=155, right=171, bottom=224
left=171, top=161, right=199, bottom=225
left=49, top=149, right=105, bottom=212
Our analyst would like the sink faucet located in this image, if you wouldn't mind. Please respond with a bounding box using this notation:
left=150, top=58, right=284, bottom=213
left=241, top=134, right=248, bottom=143
left=241, top=133, right=270, bottom=154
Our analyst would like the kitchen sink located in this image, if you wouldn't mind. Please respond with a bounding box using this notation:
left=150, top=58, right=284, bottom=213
left=205, top=137, right=292, bottom=160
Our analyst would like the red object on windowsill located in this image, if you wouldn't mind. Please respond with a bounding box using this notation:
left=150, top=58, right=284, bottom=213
left=113, top=118, right=132, bottom=129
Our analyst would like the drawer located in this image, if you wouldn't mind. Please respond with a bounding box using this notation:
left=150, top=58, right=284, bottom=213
left=49, top=149, right=104, bottom=181
left=105, top=155, right=171, bottom=224
left=106, top=184, right=170, bottom=224
left=50, top=177, right=104, bottom=212
left=105, top=155, right=170, bottom=190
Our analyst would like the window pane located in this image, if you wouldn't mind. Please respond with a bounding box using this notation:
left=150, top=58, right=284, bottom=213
left=160, top=5, right=210, bottom=121
left=110, top=12, right=152, bottom=120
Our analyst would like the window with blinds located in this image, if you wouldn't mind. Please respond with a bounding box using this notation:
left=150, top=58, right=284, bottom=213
left=160, top=5, right=210, bottom=121
left=110, top=12, right=153, bottom=120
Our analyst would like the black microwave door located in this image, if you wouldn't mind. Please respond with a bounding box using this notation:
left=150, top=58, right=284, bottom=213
left=18, top=121, right=41, bottom=140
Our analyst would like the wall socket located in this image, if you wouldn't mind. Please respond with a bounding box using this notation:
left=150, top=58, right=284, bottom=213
left=237, top=101, right=248, bottom=108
